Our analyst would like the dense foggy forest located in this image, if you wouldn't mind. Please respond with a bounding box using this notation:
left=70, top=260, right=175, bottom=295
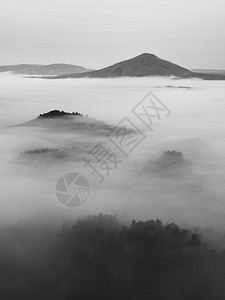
left=1, top=214, right=225, bottom=300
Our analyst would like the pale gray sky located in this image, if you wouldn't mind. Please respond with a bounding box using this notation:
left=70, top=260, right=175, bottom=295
left=1, top=0, right=225, bottom=69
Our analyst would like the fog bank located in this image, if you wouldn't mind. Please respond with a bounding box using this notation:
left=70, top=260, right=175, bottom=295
left=1, top=74, right=225, bottom=231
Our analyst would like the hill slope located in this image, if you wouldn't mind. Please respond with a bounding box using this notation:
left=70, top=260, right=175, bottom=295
left=13, top=110, right=114, bottom=136
left=57, top=53, right=192, bottom=78
left=54, top=53, right=225, bottom=80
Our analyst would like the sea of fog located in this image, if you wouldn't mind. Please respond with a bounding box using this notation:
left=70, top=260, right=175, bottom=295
left=1, top=73, right=225, bottom=232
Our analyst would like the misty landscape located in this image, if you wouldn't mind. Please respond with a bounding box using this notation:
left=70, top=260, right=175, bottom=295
left=1, top=72, right=225, bottom=227
left=1, top=0, right=225, bottom=298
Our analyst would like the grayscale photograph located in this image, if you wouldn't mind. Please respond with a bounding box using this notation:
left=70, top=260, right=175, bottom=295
left=1, top=0, right=225, bottom=299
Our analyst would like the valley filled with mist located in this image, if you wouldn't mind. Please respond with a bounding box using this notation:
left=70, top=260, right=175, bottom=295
left=1, top=73, right=225, bottom=298
left=1, top=73, right=225, bottom=229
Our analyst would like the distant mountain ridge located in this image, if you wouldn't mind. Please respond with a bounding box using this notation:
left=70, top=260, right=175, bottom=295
left=3, top=54, right=225, bottom=79
left=53, top=53, right=225, bottom=80
left=56, top=53, right=192, bottom=78
left=192, top=69, right=225, bottom=75
left=0, top=63, right=92, bottom=75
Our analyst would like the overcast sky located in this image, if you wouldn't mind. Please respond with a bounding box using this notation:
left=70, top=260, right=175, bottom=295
left=1, top=0, right=225, bottom=69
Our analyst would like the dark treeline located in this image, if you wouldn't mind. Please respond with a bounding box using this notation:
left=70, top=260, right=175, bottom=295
left=38, top=110, right=83, bottom=119
left=2, top=214, right=225, bottom=299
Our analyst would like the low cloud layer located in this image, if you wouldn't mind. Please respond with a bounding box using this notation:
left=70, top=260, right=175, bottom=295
left=1, top=74, right=225, bottom=232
